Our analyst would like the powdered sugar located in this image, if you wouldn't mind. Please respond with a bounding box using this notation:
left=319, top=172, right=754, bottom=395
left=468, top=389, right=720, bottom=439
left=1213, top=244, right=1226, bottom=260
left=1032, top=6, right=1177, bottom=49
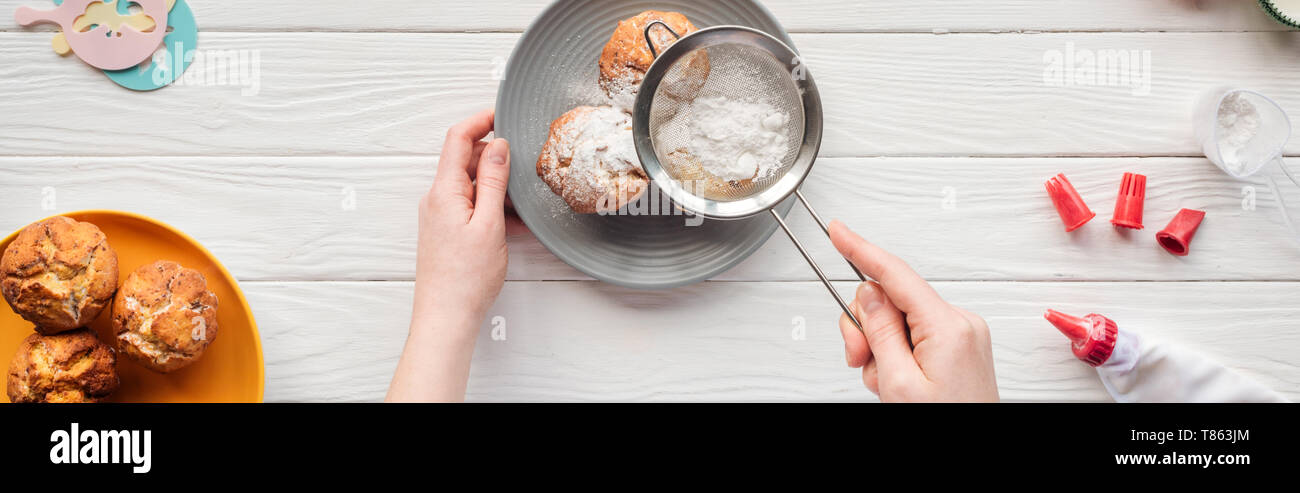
left=603, top=76, right=639, bottom=113
left=556, top=106, right=639, bottom=186
left=658, top=96, right=792, bottom=181
left=1216, top=92, right=1262, bottom=175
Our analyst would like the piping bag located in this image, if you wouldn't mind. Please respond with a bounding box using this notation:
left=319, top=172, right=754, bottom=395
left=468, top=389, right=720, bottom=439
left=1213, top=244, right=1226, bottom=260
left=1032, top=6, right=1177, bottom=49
left=1045, top=309, right=1287, bottom=403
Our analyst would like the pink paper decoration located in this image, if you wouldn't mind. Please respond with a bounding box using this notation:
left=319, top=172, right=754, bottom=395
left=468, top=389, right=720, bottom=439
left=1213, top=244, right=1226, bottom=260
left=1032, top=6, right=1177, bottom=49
left=16, top=0, right=169, bottom=70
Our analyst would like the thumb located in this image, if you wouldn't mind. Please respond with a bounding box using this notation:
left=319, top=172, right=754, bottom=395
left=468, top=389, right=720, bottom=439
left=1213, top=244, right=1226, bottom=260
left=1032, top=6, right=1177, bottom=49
left=853, top=282, right=921, bottom=383
left=472, top=138, right=511, bottom=223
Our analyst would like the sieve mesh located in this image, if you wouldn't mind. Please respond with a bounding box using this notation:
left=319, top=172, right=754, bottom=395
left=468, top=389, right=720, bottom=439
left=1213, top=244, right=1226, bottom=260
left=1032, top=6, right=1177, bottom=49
left=647, top=43, right=806, bottom=202
left=634, top=26, right=863, bottom=328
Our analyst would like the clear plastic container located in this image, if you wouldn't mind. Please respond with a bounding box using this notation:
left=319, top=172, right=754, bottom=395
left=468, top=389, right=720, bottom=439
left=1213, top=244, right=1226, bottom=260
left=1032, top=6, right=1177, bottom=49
left=1194, top=87, right=1292, bottom=179
left=1194, top=87, right=1300, bottom=241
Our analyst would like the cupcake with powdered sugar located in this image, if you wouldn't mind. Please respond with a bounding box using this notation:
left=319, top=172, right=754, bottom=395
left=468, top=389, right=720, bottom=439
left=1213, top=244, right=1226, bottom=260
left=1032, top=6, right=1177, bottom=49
left=536, top=106, right=648, bottom=214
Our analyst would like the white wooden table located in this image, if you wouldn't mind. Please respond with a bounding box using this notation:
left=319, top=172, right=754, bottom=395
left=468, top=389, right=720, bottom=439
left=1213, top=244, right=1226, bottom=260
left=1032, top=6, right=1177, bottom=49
left=2, top=0, right=1299, bottom=402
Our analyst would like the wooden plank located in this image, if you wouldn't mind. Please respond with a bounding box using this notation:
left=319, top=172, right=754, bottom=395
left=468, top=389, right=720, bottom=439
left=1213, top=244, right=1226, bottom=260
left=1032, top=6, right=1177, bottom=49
left=420, top=0, right=1285, bottom=33
left=248, top=280, right=1300, bottom=402
left=3, top=156, right=1296, bottom=282
left=0, top=0, right=1283, bottom=32
left=2, top=31, right=1298, bottom=157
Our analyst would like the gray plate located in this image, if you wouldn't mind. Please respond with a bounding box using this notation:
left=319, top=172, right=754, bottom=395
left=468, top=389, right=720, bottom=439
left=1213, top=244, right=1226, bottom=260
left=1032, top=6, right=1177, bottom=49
left=497, top=0, right=797, bottom=289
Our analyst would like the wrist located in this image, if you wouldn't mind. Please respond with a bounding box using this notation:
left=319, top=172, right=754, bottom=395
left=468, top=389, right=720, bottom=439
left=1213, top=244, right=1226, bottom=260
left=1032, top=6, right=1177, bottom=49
left=390, top=309, right=481, bottom=403
left=409, top=305, right=484, bottom=344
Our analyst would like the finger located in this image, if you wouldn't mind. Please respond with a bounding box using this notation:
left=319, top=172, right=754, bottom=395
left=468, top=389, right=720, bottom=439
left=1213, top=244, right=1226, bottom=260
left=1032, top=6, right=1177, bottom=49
left=840, top=297, right=871, bottom=368
left=463, top=141, right=490, bottom=203
left=472, top=138, right=511, bottom=224
left=435, top=109, right=496, bottom=192
left=952, top=305, right=991, bottom=346
left=862, top=358, right=880, bottom=395
left=952, top=306, right=980, bottom=329
left=852, top=282, right=922, bottom=381
left=467, top=141, right=489, bottom=180
left=503, top=196, right=531, bottom=236
left=829, top=220, right=947, bottom=315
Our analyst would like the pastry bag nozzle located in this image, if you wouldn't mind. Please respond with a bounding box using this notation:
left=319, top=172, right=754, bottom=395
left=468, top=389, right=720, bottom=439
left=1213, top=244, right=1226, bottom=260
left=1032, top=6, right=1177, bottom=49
left=1045, top=174, right=1096, bottom=232
left=1111, top=172, right=1147, bottom=230
left=1157, top=208, right=1206, bottom=257
left=1045, top=309, right=1118, bottom=367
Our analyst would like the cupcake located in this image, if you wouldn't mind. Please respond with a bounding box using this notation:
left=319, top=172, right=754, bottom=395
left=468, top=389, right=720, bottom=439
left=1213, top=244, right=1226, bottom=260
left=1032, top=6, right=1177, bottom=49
left=536, top=105, right=648, bottom=213
left=7, top=328, right=119, bottom=403
left=112, top=260, right=218, bottom=373
left=1, top=216, right=119, bottom=334
left=598, top=10, right=708, bottom=107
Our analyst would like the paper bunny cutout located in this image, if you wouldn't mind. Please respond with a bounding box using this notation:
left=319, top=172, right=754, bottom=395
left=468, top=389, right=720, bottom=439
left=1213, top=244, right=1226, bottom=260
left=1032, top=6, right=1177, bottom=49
left=16, top=0, right=169, bottom=70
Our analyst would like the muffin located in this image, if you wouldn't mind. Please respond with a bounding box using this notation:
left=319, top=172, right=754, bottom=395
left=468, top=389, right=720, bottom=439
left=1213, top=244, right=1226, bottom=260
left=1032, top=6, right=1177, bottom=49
left=598, top=10, right=708, bottom=107
left=1, top=216, right=119, bottom=334
left=665, top=150, right=757, bottom=201
left=537, top=105, right=648, bottom=214
left=112, top=261, right=218, bottom=373
left=7, top=328, right=119, bottom=403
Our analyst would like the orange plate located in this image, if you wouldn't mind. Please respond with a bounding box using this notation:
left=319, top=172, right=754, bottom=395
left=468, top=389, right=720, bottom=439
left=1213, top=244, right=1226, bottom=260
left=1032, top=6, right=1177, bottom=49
left=0, top=211, right=264, bottom=403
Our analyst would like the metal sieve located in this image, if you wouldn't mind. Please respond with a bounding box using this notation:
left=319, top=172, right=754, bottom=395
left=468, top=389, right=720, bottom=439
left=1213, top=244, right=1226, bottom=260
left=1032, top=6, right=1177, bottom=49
left=632, top=23, right=867, bottom=328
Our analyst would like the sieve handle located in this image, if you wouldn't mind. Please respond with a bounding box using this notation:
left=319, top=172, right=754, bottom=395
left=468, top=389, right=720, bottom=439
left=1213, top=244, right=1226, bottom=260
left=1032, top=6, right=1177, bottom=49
left=643, top=20, right=682, bottom=59
left=770, top=208, right=863, bottom=330
left=796, top=190, right=867, bottom=282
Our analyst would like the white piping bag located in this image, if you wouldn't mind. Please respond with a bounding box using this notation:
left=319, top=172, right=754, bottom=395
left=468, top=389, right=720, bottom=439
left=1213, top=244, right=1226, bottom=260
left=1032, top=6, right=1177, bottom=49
left=1045, top=309, right=1287, bottom=403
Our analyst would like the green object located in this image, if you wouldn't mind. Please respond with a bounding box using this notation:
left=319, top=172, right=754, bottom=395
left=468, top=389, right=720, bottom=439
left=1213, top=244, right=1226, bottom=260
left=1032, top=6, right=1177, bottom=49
left=1259, top=1, right=1300, bottom=29
left=50, top=0, right=199, bottom=90
left=103, top=0, right=198, bottom=91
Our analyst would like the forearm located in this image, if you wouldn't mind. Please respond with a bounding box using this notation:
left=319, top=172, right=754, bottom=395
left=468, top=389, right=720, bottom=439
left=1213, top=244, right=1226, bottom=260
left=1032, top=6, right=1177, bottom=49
left=391, top=109, right=508, bottom=402
left=385, top=310, right=482, bottom=402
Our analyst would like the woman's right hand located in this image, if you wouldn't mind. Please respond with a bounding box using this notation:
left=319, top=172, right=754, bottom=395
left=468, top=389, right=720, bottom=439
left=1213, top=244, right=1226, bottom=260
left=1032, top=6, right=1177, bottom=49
left=828, top=221, right=1000, bottom=402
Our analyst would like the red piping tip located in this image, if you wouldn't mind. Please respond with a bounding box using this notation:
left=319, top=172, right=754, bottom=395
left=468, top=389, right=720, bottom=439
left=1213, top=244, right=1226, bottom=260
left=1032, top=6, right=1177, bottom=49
left=1046, top=174, right=1096, bottom=232
left=1044, top=309, right=1119, bottom=367
left=1156, top=208, right=1206, bottom=257
left=1111, top=173, right=1147, bottom=230
left=1044, top=309, right=1090, bottom=343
